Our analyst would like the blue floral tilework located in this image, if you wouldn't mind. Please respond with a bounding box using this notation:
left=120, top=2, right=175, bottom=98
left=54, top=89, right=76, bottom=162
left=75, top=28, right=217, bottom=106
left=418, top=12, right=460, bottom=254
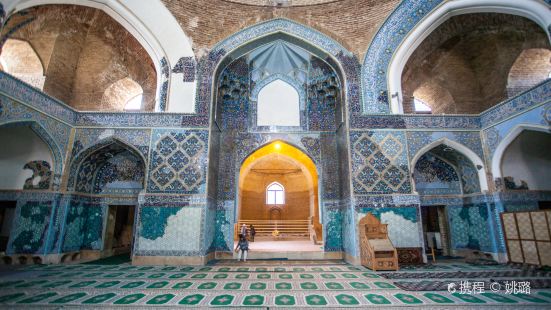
left=147, top=129, right=209, bottom=194
left=350, top=131, right=411, bottom=194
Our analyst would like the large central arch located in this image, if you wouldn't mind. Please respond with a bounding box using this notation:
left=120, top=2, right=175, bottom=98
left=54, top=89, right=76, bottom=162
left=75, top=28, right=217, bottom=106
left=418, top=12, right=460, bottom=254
left=236, top=140, right=324, bottom=254
left=238, top=140, right=321, bottom=238
left=204, top=18, right=352, bottom=260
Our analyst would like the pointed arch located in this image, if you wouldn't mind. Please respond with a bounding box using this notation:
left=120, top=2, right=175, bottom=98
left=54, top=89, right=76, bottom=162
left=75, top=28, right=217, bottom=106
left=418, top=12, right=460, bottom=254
left=255, top=78, right=302, bottom=127
left=5, top=0, right=196, bottom=112
left=507, top=49, right=551, bottom=97
left=238, top=140, right=322, bottom=241
left=266, top=181, right=285, bottom=205
left=0, top=120, right=63, bottom=177
left=410, top=138, right=488, bottom=192
left=202, top=18, right=354, bottom=120
left=251, top=74, right=306, bottom=110
left=67, top=137, right=147, bottom=192
left=102, top=77, right=144, bottom=111
left=491, top=124, right=551, bottom=179
left=238, top=140, right=319, bottom=209
left=239, top=139, right=319, bottom=171
left=363, top=0, right=551, bottom=114
left=0, top=39, right=45, bottom=90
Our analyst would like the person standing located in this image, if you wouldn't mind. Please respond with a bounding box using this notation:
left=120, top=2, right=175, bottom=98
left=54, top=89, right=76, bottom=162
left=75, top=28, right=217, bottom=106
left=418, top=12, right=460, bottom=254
left=235, top=234, right=249, bottom=262
left=240, top=223, right=248, bottom=238
left=250, top=225, right=256, bottom=242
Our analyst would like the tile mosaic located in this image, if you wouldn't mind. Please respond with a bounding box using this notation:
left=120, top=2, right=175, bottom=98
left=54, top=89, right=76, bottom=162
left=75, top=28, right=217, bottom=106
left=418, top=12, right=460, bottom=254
left=0, top=11, right=549, bottom=263
left=23, top=160, right=52, bottom=190
left=147, top=129, right=208, bottom=194
left=350, top=131, right=411, bottom=194
left=447, top=203, right=498, bottom=253
left=172, top=57, right=196, bottom=83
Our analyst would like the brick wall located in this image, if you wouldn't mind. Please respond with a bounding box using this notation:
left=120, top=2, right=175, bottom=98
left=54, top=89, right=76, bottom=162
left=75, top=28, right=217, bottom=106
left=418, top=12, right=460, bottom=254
left=162, top=0, right=399, bottom=59
left=1, top=5, right=156, bottom=111
left=401, top=13, right=550, bottom=115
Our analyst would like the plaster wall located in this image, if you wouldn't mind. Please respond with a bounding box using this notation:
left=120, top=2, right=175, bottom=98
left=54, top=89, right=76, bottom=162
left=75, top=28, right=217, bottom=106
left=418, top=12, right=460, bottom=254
left=240, top=173, right=312, bottom=220
left=0, top=126, right=53, bottom=190
left=501, top=130, right=551, bottom=190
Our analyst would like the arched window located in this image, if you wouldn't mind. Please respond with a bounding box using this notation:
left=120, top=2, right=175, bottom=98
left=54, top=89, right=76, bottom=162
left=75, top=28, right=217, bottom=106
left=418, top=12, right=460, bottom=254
left=266, top=182, right=285, bottom=205
left=257, top=79, right=300, bottom=126
left=413, top=97, right=432, bottom=114
left=102, top=77, right=143, bottom=111
left=0, top=39, right=45, bottom=90
left=125, top=94, right=143, bottom=111
left=507, top=48, right=551, bottom=97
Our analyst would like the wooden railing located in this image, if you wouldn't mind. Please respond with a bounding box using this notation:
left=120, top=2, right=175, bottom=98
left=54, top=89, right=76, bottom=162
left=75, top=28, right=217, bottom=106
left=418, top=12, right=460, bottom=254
left=235, top=220, right=310, bottom=240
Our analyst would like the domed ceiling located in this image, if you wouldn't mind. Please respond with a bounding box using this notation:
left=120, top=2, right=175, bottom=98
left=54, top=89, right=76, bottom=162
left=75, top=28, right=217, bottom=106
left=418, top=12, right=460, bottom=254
left=222, top=0, right=342, bottom=6
left=161, top=0, right=401, bottom=59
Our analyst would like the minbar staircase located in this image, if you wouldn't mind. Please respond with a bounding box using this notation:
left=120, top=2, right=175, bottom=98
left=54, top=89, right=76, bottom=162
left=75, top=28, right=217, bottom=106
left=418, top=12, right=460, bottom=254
left=235, top=220, right=310, bottom=239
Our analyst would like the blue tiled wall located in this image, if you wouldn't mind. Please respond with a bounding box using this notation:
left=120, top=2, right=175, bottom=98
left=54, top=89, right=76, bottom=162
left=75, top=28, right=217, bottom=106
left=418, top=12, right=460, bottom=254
left=0, top=9, right=548, bottom=263
left=447, top=203, right=497, bottom=253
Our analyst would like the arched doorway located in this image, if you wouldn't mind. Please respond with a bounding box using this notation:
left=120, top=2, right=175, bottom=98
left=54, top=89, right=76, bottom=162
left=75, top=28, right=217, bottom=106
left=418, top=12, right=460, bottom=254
left=205, top=22, right=350, bottom=259
left=65, top=139, right=145, bottom=261
left=237, top=141, right=323, bottom=253
left=499, top=129, right=551, bottom=192
left=0, top=123, right=57, bottom=255
left=411, top=142, right=486, bottom=259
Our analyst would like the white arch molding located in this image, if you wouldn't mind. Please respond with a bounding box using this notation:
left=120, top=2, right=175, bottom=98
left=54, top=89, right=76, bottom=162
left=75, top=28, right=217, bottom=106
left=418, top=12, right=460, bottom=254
left=4, top=0, right=197, bottom=112
left=410, top=138, right=489, bottom=192
left=388, top=0, right=551, bottom=114
left=490, top=124, right=551, bottom=180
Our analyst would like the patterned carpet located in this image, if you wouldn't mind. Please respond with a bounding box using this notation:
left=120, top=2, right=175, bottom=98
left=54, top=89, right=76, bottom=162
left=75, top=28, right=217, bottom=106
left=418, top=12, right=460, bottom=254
left=0, top=261, right=550, bottom=308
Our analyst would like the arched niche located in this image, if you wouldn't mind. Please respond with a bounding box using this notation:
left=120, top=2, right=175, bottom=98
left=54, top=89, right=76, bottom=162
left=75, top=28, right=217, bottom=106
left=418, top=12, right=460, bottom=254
left=413, top=152, right=463, bottom=195
left=491, top=125, right=551, bottom=190
left=407, top=80, right=455, bottom=114
left=411, top=138, right=488, bottom=193
left=507, top=49, right=551, bottom=97
left=257, top=79, right=301, bottom=127
left=1, top=4, right=157, bottom=111
left=214, top=33, right=343, bottom=132
left=0, top=124, right=54, bottom=190
left=6, top=0, right=197, bottom=112
left=238, top=141, right=322, bottom=242
left=102, top=77, right=144, bottom=112
left=383, top=0, right=551, bottom=114
left=69, top=139, right=146, bottom=194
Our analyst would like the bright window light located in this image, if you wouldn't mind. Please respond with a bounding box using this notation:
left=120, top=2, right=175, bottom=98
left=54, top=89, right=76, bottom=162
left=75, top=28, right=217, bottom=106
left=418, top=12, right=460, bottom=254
left=257, top=80, right=300, bottom=126
left=125, top=94, right=143, bottom=111
left=266, top=182, right=285, bottom=205
left=414, top=98, right=432, bottom=113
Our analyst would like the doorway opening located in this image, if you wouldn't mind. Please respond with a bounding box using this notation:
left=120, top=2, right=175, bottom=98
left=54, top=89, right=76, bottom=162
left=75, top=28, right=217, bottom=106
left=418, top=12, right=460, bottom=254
left=421, top=205, right=451, bottom=258
left=237, top=141, right=323, bottom=253
left=104, top=205, right=135, bottom=257
left=0, top=201, right=16, bottom=253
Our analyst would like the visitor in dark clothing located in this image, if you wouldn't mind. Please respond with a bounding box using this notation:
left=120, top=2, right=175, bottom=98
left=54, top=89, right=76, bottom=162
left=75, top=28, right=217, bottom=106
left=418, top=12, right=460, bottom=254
left=250, top=225, right=256, bottom=242
left=235, top=234, right=249, bottom=262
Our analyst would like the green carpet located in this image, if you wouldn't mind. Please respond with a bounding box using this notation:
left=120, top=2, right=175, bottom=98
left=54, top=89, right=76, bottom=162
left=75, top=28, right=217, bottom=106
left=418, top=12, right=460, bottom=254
left=0, top=262, right=550, bottom=307
left=82, top=254, right=131, bottom=265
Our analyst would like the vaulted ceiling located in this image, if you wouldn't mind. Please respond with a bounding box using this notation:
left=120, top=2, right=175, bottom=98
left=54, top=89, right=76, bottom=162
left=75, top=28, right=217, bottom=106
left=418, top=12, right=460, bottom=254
left=0, top=5, right=157, bottom=111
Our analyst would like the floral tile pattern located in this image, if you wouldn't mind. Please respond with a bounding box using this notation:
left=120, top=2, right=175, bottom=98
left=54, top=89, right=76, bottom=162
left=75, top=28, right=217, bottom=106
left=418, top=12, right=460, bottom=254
left=0, top=262, right=549, bottom=308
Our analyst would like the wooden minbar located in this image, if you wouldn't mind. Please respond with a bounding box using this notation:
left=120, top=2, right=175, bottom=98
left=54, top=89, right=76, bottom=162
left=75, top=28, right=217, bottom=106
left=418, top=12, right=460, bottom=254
left=359, top=213, right=399, bottom=271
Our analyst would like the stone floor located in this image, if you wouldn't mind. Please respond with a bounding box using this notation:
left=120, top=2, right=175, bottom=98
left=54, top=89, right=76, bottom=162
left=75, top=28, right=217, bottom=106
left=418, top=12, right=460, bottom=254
left=0, top=259, right=550, bottom=308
